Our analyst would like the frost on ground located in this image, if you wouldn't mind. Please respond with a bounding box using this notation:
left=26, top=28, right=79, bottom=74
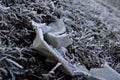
left=0, top=0, right=120, bottom=80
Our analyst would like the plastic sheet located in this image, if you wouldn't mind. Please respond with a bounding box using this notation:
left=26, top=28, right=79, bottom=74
left=31, top=19, right=120, bottom=80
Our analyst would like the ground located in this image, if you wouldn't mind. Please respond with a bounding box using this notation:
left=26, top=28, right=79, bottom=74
left=0, top=0, right=120, bottom=80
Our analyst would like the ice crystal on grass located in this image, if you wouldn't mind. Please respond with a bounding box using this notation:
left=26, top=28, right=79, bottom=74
left=0, top=0, right=120, bottom=79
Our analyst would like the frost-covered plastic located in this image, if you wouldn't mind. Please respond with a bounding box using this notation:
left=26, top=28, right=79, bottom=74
left=31, top=19, right=120, bottom=80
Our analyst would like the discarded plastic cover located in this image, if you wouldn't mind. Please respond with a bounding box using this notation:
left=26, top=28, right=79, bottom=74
left=31, top=19, right=120, bottom=80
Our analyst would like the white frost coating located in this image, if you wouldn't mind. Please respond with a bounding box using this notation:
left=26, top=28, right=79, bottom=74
left=48, top=19, right=66, bottom=34
left=46, top=19, right=72, bottom=48
left=31, top=19, right=120, bottom=80
left=31, top=21, right=51, bottom=34
left=89, top=63, right=120, bottom=80
left=31, top=19, right=89, bottom=76
left=46, top=33, right=72, bottom=48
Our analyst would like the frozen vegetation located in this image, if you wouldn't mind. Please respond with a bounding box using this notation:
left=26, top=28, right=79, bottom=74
left=0, top=0, right=120, bottom=80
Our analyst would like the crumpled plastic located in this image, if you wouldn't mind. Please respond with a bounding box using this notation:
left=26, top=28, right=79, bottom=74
left=31, top=19, right=120, bottom=80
